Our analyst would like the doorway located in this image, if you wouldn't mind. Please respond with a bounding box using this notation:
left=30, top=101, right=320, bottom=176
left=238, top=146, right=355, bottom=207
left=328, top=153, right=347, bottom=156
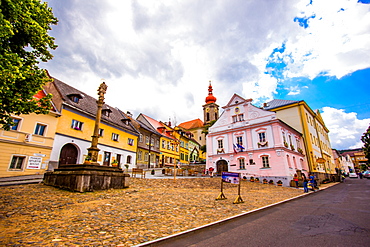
left=216, top=159, right=228, bottom=175
left=59, top=143, right=78, bottom=165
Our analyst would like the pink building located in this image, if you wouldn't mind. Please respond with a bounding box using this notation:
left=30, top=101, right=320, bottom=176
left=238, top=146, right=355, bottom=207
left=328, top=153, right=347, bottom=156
left=206, top=94, right=309, bottom=186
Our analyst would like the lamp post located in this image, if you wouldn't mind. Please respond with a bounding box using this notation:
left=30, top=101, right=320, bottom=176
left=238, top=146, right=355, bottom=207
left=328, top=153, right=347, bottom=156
left=86, top=82, right=107, bottom=165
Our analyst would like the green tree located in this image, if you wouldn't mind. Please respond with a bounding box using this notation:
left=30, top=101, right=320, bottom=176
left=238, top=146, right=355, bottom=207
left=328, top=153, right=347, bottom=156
left=0, top=0, right=57, bottom=130
left=361, top=125, right=370, bottom=165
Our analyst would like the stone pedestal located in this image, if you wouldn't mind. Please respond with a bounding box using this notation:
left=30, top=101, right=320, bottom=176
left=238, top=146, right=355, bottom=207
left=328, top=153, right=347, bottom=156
left=43, top=164, right=130, bottom=192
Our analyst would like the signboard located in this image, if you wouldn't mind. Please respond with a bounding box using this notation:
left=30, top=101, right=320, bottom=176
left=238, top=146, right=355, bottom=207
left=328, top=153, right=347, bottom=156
left=316, top=158, right=326, bottom=163
left=222, top=172, right=240, bottom=184
left=26, top=156, right=42, bottom=169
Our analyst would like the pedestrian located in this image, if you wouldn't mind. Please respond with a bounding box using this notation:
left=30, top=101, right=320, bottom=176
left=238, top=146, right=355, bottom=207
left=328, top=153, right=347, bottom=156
left=209, top=167, right=214, bottom=178
left=359, top=172, right=363, bottom=179
left=342, top=174, right=346, bottom=182
left=303, top=175, right=309, bottom=193
left=293, top=173, right=299, bottom=188
left=309, top=173, right=315, bottom=192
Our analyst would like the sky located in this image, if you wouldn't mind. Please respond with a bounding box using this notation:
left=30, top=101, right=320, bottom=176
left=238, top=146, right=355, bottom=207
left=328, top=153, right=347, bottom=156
left=41, top=0, right=370, bottom=150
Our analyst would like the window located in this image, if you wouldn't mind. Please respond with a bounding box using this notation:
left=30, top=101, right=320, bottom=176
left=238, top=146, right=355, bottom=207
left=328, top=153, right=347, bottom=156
left=144, top=152, right=149, bottom=162
left=112, top=133, right=119, bottom=142
left=116, top=154, right=121, bottom=165
left=236, top=136, right=243, bottom=146
left=127, top=155, right=132, bottom=164
left=98, top=128, right=104, bottom=137
left=180, top=153, right=184, bottom=160
left=11, top=118, right=21, bottom=130
left=233, top=114, right=244, bottom=122
left=9, top=156, right=25, bottom=170
left=34, top=123, right=46, bottom=136
left=71, top=120, right=83, bottom=130
left=258, top=132, right=266, bottom=142
left=139, top=134, right=143, bottom=142
left=156, top=140, right=159, bottom=148
left=218, top=140, right=223, bottom=149
left=239, top=158, right=246, bottom=169
left=249, top=159, right=254, bottom=165
left=287, top=155, right=291, bottom=168
left=102, top=109, right=111, bottom=117
left=167, top=141, right=170, bottom=150
left=162, top=140, right=165, bottom=148
left=262, top=156, right=269, bottom=168
left=145, top=136, right=149, bottom=144
left=128, top=138, right=134, bottom=146
left=70, top=95, right=80, bottom=103
left=138, top=151, right=142, bottom=160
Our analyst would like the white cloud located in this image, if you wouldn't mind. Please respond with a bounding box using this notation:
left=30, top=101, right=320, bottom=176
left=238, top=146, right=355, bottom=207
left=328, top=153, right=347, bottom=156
left=283, top=0, right=370, bottom=79
left=42, top=0, right=370, bottom=125
left=321, top=107, right=370, bottom=150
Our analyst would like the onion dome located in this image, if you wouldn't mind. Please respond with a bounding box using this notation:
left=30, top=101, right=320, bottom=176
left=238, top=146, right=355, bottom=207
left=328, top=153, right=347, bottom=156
left=205, top=81, right=217, bottom=104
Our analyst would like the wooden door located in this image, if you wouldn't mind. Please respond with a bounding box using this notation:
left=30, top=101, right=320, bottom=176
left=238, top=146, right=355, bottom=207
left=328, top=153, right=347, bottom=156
left=216, top=160, right=228, bottom=175
left=59, top=143, right=78, bottom=165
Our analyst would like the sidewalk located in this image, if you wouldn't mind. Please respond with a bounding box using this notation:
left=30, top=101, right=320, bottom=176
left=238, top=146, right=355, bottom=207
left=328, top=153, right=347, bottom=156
left=0, top=174, right=44, bottom=186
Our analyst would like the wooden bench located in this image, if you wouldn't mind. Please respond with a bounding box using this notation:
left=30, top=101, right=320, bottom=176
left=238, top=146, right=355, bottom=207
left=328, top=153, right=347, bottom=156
left=131, top=168, right=145, bottom=178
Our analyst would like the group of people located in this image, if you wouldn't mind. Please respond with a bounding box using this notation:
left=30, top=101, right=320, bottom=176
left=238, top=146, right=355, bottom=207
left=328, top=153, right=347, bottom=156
left=294, top=173, right=317, bottom=193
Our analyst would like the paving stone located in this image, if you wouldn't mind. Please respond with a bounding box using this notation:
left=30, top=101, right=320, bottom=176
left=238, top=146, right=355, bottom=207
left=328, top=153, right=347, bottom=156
left=0, top=178, right=333, bottom=246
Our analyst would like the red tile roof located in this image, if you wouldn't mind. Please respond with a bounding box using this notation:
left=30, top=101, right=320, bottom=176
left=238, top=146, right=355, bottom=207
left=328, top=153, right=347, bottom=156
left=178, top=118, right=204, bottom=129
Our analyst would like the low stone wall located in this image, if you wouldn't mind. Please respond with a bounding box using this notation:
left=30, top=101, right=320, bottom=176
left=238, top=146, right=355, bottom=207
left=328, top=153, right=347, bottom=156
left=43, top=164, right=129, bottom=192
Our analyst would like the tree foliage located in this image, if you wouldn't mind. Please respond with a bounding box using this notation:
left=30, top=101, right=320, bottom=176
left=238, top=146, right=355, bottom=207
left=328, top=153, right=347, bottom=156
left=361, top=124, right=370, bottom=164
left=0, top=0, right=57, bottom=129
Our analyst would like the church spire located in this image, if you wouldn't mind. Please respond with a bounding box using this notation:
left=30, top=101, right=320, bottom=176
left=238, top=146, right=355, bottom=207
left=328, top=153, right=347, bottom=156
left=205, top=80, right=217, bottom=104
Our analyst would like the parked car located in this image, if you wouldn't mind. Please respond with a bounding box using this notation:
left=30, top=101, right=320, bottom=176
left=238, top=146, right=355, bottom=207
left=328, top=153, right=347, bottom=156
left=363, top=170, right=370, bottom=179
left=349, top=172, right=358, bottom=178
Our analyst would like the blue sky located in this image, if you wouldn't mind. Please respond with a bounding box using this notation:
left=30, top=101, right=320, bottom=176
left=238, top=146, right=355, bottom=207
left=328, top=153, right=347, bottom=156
left=42, top=0, right=370, bottom=150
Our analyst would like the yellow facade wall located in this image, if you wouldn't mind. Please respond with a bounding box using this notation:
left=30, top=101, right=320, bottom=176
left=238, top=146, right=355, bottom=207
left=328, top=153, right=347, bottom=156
left=57, top=109, right=138, bottom=154
left=0, top=112, right=59, bottom=177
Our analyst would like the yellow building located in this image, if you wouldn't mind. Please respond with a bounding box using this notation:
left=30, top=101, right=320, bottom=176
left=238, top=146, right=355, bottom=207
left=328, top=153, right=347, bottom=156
left=0, top=90, right=60, bottom=177
left=44, top=77, right=139, bottom=169
left=264, top=99, right=336, bottom=181
left=137, top=114, right=179, bottom=167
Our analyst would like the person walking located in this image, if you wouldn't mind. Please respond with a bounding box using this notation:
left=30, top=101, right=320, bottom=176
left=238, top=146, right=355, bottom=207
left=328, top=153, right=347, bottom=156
left=293, top=173, right=299, bottom=188
left=309, top=173, right=316, bottom=192
left=302, top=174, right=309, bottom=193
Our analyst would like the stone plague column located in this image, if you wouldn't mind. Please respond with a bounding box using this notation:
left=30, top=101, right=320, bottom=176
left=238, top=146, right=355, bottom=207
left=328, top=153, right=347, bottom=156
left=87, top=82, right=107, bottom=165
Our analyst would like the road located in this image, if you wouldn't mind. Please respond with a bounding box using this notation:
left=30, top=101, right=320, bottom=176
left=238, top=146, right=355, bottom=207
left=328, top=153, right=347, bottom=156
left=145, top=178, right=370, bottom=247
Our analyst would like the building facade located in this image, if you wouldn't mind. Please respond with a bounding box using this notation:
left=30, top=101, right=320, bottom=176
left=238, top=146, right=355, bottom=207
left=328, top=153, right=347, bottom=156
left=0, top=90, right=60, bottom=177
left=45, top=77, right=139, bottom=170
left=263, top=99, right=336, bottom=181
left=131, top=116, right=161, bottom=169
left=137, top=114, right=179, bottom=167
left=207, top=94, right=308, bottom=186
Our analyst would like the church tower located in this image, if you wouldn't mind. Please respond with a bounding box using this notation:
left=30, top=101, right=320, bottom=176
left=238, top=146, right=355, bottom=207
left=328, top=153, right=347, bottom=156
left=203, top=81, right=219, bottom=125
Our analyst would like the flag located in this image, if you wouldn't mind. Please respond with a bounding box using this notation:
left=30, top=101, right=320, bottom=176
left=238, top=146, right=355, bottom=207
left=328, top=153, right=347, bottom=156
left=233, top=144, right=238, bottom=154
left=237, top=143, right=245, bottom=151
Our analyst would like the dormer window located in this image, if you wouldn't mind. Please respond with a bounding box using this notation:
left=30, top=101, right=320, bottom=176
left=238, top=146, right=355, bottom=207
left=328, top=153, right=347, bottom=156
left=67, top=94, right=83, bottom=103
left=102, top=109, right=112, bottom=118
left=121, top=118, right=130, bottom=125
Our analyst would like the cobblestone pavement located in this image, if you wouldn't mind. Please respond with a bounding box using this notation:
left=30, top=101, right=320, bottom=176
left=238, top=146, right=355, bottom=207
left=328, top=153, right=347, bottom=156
left=0, top=178, right=332, bottom=246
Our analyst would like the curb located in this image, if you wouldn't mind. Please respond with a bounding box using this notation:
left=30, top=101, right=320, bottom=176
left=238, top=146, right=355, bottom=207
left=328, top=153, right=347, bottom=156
left=134, top=182, right=339, bottom=247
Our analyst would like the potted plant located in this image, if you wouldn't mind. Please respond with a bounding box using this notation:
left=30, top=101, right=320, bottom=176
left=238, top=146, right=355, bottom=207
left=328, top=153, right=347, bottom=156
left=84, top=155, right=91, bottom=164
left=250, top=176, right=255, bottom=182
left=263, top=178, right=268, bottom=184
left=151, top=169, right=155, bottom=175
left=255, top=177, right=260, bottom=182
left=111, top=160, right=118, bottom=167
left=269, top=180, right=274, bottom=185
left=124, top=164, right=129, bottom=172
left=277, top=180, right=283, bottom=186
